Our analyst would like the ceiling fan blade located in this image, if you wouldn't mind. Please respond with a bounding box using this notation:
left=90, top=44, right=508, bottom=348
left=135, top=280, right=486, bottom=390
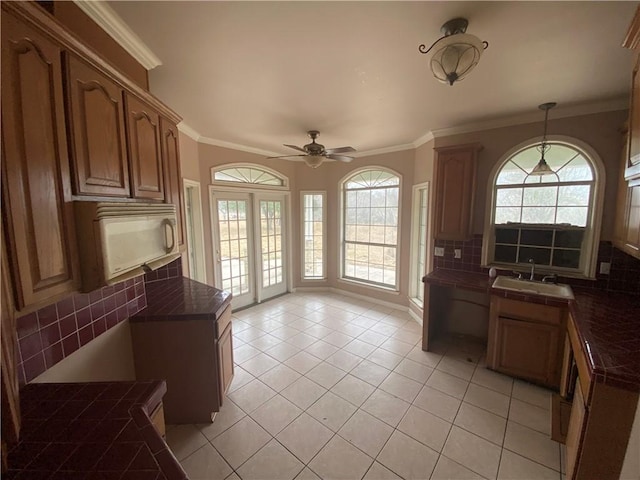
left=326, top=154, right=353, bottom=163
left=283, top=144, right=307, bottom=153
left=324, top=146, right=356, bottom=155
left=266, top=154, right=307, bottom=160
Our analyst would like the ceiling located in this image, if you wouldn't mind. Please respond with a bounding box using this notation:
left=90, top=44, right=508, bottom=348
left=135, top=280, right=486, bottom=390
left=107, top=1, right=637, bottom=157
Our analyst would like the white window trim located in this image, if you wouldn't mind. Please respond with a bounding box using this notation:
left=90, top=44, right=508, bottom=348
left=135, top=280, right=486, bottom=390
left=409, top=182, right=430, bottom=308
left=338, top=166, right=403, bottom=291
left=300, top=191, right=327, bottom=281
left=183, top=179, right=207, bottom=284
left=211, top=162, right=289, bottom=190
left=481, top=135, right=605, bottom=278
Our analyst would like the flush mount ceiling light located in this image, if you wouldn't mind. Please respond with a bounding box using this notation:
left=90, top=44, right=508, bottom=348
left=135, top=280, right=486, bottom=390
left=529, top=102, right=557, bottom=176
left=419, top=17, right=488, bottom=86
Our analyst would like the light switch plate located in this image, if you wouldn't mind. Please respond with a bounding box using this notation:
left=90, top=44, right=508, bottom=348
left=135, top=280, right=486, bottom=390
left=454, top=249, right=462, bottom=259
left=599, top=262, right=611, bottom=275
left=434, top=247, right=445, bottom=257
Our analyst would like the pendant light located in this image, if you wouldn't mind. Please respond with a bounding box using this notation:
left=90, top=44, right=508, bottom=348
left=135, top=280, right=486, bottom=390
left=419, top=18, right=488, bottom=86
left=530, top=102, right=557, bottom=176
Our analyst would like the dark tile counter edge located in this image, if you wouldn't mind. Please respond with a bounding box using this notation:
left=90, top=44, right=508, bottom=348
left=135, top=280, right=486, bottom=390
left=423, top=269, right=640, bottom=393
left=131, top=277, right=232, bottom=323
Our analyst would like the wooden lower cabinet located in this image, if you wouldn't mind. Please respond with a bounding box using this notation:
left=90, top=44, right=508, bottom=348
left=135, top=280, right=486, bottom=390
left=218, top=321, right=234, bottom=405
left=555, top=314, right=639, bottom=480
left=149, top=402, right=166, bottom=439
left=487, top=297, right=565, bottom=389
left=130, top=305, right=233, bottom=424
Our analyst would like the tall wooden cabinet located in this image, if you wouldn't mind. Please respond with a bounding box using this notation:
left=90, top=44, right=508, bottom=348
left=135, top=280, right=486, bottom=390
left=433, top=144, right=481, bottom=241
left=616, top=7, right=640, bottom=259
left=65, top=54, right=130, bottom=197
left=126, top=94, right=165, bottom=201
left=1, top=10, right=80, bottom=310
left=161, top=118, right=185, bottom=248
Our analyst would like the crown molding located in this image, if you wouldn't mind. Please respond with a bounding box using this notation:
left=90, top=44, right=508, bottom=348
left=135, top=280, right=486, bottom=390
left=429, top=97, right=629, bottom=139
left=354, top=143, right=416, bottom=158
left=198, top=135, right=282, bottom=158
left=177, top=122, right=201, bottom=142
left=73, top=0, right=162, bottom=70
left=413, top=131, right=435, bottom=149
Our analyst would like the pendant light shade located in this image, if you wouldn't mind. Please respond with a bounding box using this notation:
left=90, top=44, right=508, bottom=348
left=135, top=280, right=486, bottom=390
left=419, top=18, right=488, bottom=86
left=529, top=102, right=557, bottom=176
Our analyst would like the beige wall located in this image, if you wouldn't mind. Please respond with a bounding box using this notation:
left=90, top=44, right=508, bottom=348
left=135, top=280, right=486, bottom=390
left=432, top=109, right=627, bottom=239
left=179, top=131, right=201, bottom=182
left=32, top=321, right=135, bottom=383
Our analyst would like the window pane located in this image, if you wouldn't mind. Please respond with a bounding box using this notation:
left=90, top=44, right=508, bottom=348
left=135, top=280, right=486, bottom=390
left=552, top=249, right=581, bottom=269
left=497, top=161, right=527, bottom=185
left=518, top=247, right=551, bottom=265
left=302, top=193, right=324, bottom=279
left=555, top=230, right=584, bottom=248
left=521, top=207, right=555, bottom=224
left=523, top=187, right=557, bottom=206
left=495, top=228, right=519, bottom=244
left=521, top=229, right=553, bottom=247
left=495, top=207, right=521, bottom=224
left=556, top=207, right=588, bottom=226
left=558, top=185, right=590, bottom=206
left=496, top=188, right=523, bottom=206
left=495, top=245, right=517, bottom=263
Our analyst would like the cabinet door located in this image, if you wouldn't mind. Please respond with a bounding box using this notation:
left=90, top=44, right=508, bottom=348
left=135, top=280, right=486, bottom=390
left=495, top=316, right=560, bottom=387
left=433, top=144, right=479, bottom=240
left=65, top=54, right=130, bottom=197
left=161, top=118, right=185, bottom=248
left=218, top=323, right=234, bottom=405
left=625, top=184, right=640, bottom=253
left=565, top=384, right=586, bottom=479
left=1, top=11, right=80, bottom=309
left=628, top=55, right=640, bottom=169
left=126, top=94, right=164, bottom=200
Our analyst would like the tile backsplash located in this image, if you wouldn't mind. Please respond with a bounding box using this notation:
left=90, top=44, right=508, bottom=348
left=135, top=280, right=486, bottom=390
left=15, top=259, right=185, bottom=385
left=433, top=235, right=640, bottom=295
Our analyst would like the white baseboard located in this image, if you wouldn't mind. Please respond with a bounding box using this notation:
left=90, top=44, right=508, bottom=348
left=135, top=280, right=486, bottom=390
left=408, top=308, right=423, bottom=326
left=328, top=287, right=407, bottom=312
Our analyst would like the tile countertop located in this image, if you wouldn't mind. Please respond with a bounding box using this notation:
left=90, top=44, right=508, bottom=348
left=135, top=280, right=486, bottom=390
left=131, top=277, right=232, bottom=323
left=423, top=269, right=640, bottom=392
left=4, top=380, right=187, bottom=479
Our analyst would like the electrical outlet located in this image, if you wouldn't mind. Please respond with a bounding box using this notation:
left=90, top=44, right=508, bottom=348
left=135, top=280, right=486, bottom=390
left=434, top=247, right=445, bottom=257
left=454, top=249, right=462, bottom=259
left=599, top=262, right=611, bottom=275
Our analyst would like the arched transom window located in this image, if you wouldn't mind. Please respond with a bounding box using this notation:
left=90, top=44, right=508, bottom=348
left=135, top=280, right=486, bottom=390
left=212, top=164, right=287, bottom=188
left=341, top=169, right=401, bottom=289
left=487, top=141, right=601, bottom=276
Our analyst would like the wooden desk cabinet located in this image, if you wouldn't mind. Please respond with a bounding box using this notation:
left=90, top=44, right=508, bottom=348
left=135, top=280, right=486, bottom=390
left=131, top=305, right=234, bottom=424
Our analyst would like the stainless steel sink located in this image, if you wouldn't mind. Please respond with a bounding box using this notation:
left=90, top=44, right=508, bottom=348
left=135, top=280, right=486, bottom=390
left=492, top=276, right=574, bottom=300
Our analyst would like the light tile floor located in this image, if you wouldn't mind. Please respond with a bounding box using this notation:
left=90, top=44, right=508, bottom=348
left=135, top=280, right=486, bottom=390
left=166, top=292, right=565, bottom=480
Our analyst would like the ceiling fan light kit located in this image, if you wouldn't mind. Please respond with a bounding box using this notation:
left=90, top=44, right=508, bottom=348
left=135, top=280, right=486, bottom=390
left=419, top=17, right=488, bottom=86
left=267, top=130, right=356, bottom=168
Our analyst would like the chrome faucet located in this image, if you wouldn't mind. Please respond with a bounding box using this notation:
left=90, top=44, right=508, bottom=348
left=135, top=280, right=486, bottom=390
left=542, top=274, right=558, bottom=284
left=528, top=258, right=535, bottom=281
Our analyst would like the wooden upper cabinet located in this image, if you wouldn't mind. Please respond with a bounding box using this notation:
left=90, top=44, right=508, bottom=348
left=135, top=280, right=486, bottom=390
left=65, top=54, right=130, bottom=197
left=126, top=94, right=165, bottom=200
left=624, top=7, right=640, bottom=180
left=161, top=118, right=185, bottom=248
left=433, top=144, right=481, bottom=241
left=1, top=11, right=80, bottom=309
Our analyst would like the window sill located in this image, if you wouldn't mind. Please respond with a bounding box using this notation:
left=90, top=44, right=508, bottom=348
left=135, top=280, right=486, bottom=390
left=337, top=278, right=400, bottom=295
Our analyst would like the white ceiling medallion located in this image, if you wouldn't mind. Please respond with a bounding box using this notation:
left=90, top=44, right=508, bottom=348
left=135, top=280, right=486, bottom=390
left=72, top=0, right=162, bottom=70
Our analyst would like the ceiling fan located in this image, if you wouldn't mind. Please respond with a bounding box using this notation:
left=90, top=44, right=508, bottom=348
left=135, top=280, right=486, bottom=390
left=268, top=130, right=356, bottom=168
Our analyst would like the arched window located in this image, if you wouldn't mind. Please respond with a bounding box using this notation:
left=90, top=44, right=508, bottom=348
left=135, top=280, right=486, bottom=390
left=211, top=164, right=288, bottom=188
left=341, top=168, right=401, bottom=289
left=485, top=139, right=603, bottom=277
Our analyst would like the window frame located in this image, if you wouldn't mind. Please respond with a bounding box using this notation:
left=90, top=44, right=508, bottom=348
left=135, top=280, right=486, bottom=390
left=300, top=191, right=327, bottom=281
left=339, top=167, right=402, bottom=291
left=482, top=136, right=605, bottom=278
left=211, top=163, right=289, bottom=190
left=409, top=182, right=430, bottom=307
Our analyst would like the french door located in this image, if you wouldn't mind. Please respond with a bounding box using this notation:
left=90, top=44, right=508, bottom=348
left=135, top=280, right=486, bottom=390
left=211, top=190, right=288, bottom=309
